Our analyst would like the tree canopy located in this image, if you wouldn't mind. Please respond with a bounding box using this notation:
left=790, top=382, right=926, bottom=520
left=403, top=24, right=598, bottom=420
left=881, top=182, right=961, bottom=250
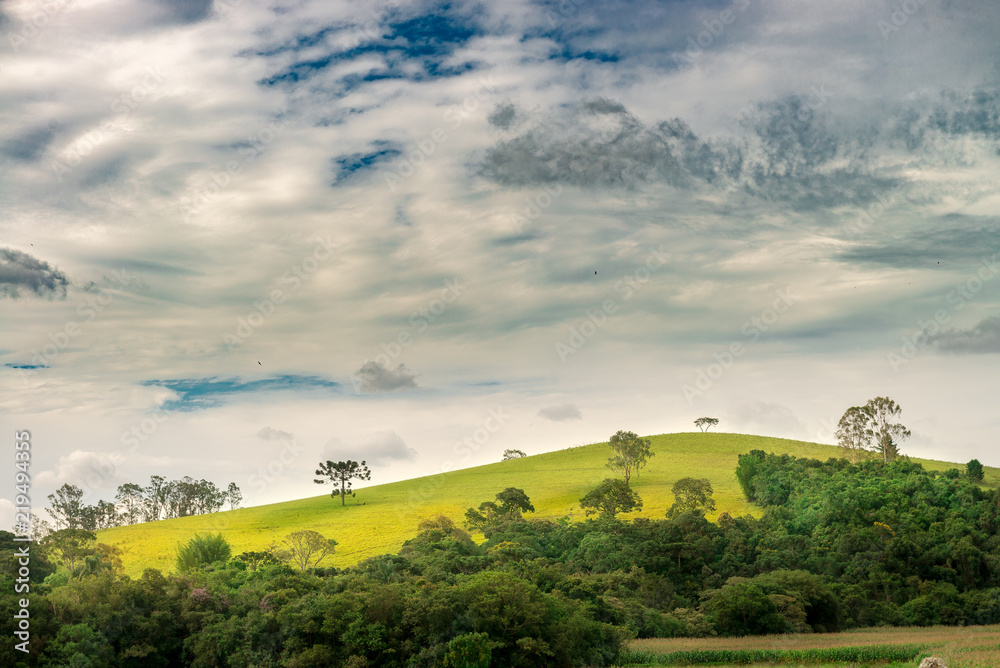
left=314, top=459, right=372, bottom=505
left=606, top=430, right=653, bottom=483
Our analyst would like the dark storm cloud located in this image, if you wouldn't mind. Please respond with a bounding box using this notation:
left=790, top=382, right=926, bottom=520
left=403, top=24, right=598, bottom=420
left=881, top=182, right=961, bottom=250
left=838, top=217, right=1000, bottom=269
left=927, top=315, right=1000, bottom=354
left=1, top=126, right=56, bottom=163
left=153, top=0, right=214, bottom=25
left=353, top=361, right=419, bottom=393
left=479, top=95, right=903, bottom=210
left=0, top=248, right=69, bottom=299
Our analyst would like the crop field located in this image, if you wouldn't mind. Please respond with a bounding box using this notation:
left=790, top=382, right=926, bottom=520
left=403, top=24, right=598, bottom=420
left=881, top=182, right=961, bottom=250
left=96, top=432, right=999, bottom=578
left=620, top=624, right=1000, bottom=667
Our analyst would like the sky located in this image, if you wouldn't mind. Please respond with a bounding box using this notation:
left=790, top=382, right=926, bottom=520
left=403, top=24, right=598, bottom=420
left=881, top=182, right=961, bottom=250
left=2, top=0, right=1000, bottom=528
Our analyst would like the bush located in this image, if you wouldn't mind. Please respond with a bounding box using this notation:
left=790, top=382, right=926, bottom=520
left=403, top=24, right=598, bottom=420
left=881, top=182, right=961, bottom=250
left=176, top=532, right=232, bottom=573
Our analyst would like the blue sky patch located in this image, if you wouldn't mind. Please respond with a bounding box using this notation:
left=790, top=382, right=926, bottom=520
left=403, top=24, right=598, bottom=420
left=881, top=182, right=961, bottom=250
left=144, top=375, right=341, bottom=411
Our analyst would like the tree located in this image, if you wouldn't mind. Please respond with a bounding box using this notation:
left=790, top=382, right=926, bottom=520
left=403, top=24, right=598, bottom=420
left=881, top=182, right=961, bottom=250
left=606, top=430, right=653, bottom=483
left=232, top=550, right=281, bottom=571
left=42, top=528, right=97, bottom=577
left=275, top=530, right=337, bottom=570
left=175, top=533, right=232, bottom=573
left=694, top=417, right=720, bottom=432
left=835, top=406, right=870, bottom=464
left=47, top=483, right=86, bottom=529
left=115, top=483, right=145, bottom=525
left=863, top=396, right=911, bottom=463
left=668, top=477, right=717, bottom=518
left=967, top=459, right=985, bottom=482
left=227, top=482, right=243, bottom=510
left=465, top=488, right=535, bottom=536
left=579, top=478, right=643, bottom=518
left=314, top=459, right=372, bottom=506
left=143, top=475, right=169, bottom=522
left=502, top=449, right=527, bottom=461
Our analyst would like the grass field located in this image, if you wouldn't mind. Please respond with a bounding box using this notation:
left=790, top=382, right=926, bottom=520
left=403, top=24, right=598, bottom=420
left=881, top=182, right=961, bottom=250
left=96, top=432, right=1000, bottom=578
left=621, top=624, right=1000, bottom=666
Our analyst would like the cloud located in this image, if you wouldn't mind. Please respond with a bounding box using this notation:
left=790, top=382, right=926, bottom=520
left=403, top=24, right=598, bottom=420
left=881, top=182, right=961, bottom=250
left=928, top=316, right=1000, bottom=354
left=256, top=426, right=294, bottom=441
left=1, top=126, right=56, bottom=162
left=539, top=403, right=582, bottom=421
left=0, top=248, right=69, bottom=299
left=353, top=361, right=418, bottom=393
left=478, top=95, right=900, bottom=211
left=34, top=450, right=126, bottom=496
left=726, top=401, right=807, bottom=439
left=152, top=0, right=214, bottom=25
left=321, top=430, right=417, bottom=466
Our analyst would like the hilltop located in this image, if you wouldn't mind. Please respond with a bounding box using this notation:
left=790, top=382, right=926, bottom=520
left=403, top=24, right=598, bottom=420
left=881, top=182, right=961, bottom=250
left=97, top=432, right=997, bottom=578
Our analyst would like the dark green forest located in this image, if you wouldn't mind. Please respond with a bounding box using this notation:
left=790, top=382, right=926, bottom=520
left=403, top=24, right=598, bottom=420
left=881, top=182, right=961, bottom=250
left=4, top=452, right=999, bottom=667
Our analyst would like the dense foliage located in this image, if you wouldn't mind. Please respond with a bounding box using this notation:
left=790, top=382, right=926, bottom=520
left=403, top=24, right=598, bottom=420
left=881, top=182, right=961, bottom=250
left=6, top=451, right=999, bottom=666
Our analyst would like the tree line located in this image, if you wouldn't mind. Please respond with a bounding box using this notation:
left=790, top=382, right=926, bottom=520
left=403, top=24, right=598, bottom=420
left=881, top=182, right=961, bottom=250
left=45, top=475, right=242, bottom=531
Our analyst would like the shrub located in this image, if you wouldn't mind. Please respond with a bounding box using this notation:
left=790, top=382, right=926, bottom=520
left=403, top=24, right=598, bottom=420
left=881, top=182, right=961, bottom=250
left=176, top=532, right=232, bottom=573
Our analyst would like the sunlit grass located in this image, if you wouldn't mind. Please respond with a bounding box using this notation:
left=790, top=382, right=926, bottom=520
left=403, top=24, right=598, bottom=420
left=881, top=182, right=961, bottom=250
left=97, top=432, right=998, bottom=578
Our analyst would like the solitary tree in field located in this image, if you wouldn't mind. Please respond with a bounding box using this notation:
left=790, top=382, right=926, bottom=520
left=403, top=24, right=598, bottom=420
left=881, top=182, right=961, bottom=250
left=835, top=406, right=870, bottom=464
left=863, top=397, right=910, bottom=463
left=276, top=530, right=337, bottom=570
left=967, top=459, right=985, bottom=482
left=579, top=479, right=643, bottom=518
left=667, top=477, right=716, bottom=518
left=502, top=449, right=527, bottom=461
left=314, top=460, right=372, bottom=506
left=694, top=417, right=719, bottom=432
left=606, top=430, right=653, bottom=484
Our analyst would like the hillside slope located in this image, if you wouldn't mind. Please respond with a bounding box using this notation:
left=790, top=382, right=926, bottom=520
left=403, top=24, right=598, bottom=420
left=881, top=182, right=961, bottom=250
left=97, top=432, right=997, bottom=578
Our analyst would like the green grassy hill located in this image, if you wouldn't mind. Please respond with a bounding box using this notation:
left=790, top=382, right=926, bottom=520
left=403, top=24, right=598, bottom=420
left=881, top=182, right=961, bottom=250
left=97, top=432, right=999, bottom=578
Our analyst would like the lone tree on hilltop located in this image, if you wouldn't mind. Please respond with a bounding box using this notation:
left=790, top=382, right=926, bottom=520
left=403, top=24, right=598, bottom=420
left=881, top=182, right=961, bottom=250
left=967, top=459, right=985, bottom=482
left=502, top=449, right=527, bottom=461
left=694, top=417, right=719, bottom=432
left=667, top=477, right=716, bottom=518
left=606, top=430, right=653, bottom=484
left=579, top=479, right=643, bottom=518
left=863, top=396, right=911, bottom=463
left=314, top=460, right=371, bottom=506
